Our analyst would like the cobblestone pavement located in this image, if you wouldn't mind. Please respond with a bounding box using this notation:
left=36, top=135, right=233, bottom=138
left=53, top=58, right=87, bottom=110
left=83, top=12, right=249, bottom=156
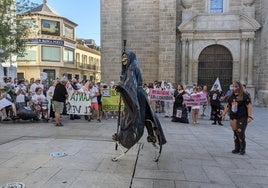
left=0, top=106, right=267, bottom=188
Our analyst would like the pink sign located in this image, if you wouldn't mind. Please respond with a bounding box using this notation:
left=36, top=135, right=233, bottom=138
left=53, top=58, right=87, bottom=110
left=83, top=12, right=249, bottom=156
left=183, top=93, right=207, bottom=107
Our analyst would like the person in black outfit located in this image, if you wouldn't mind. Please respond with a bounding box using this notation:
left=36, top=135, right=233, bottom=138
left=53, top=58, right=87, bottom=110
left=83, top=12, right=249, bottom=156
left=52, top=78, right=68, bottom=126
left=171, top=84, right=188, bottom=123
left=209, top=84, right=223, bottom=126
left=222, top=81, right=253, bottom=155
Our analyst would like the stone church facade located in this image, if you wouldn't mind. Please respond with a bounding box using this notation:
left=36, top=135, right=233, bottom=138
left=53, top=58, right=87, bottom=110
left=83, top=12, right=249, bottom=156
left=101, top=0, right=268, bottom=106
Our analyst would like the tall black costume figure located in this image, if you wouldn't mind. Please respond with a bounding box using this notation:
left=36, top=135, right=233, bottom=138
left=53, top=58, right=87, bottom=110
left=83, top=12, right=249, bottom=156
left=113, top=51, right=166, bottom=159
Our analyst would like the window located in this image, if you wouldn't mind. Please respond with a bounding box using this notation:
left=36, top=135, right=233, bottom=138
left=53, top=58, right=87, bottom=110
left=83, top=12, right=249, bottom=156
left=64, top=24, right=74, bottom=39
left=17, top=45, right=37, bottom=61
left=17, top=73, right=24, bottom=80
left=41, top=19, right=60, bottom=36
left=83, top=75, right=87, bottom=81
left=67, top=74, right=72, bottom=80
left=210, top=0, right=223, bottom=13
left=64, top=48, right=74, bottom=63
left=41, top=46, right=61, bottom=62
left=43, top=69, right=55, bottom=86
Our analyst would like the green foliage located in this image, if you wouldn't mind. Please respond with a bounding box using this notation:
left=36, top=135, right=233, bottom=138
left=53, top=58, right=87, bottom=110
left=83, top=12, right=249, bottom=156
left=0, top=0, right=38, bottom=61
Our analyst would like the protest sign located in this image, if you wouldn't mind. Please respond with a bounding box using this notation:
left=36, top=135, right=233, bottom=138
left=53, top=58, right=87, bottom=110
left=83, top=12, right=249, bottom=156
left=150, top=89, right=173, bottom=101
left=67, top=90, right=91, bottom=115
left=102, top=89, right=124, bottom=112
left=183, top=93, right=207, bottom=107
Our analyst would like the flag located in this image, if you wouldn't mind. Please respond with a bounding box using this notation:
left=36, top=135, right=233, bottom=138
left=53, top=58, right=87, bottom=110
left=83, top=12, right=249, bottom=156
left=210, top=77, right=222, bottom=91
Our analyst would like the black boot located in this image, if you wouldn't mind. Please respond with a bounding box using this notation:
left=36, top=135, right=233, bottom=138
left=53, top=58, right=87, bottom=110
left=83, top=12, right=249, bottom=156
left=218, top=121, right=223, bottom=126
left=232, top=131, right=240, bottom=154
left=237, top=129, right=246, bottom=155
left=239, top=140, right=246, bottom=155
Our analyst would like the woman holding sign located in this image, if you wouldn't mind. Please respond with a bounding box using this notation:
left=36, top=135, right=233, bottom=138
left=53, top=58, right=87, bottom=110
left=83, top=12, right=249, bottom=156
left=171, top=84, right=189, bottom=123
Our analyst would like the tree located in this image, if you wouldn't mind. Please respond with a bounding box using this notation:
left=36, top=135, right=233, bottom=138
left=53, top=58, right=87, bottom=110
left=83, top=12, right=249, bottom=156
left=0, top=0, right=38, bottom=62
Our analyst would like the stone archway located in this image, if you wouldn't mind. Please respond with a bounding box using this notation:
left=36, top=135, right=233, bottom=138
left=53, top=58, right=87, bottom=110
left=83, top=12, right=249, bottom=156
left=198, top=45, right=233, bottom=92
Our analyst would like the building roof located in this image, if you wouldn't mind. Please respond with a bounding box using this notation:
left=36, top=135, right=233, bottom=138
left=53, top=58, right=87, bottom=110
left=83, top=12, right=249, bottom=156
left=29, top=2, right=59, bottom=17
left=24, top=1, right=78, bottom=26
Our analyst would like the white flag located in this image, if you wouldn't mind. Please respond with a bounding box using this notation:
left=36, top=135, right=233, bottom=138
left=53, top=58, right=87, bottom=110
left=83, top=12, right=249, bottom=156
left=210, top=77, right=222, bottom=91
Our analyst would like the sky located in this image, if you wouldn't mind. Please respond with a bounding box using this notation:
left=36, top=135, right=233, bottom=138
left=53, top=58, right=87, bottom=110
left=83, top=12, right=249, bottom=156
left=30, top=0, right=100, bottom=45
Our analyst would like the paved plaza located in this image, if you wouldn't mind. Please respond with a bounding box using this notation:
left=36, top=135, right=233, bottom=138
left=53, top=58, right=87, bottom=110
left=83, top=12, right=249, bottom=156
left=0, top=106, right=268, bottom=188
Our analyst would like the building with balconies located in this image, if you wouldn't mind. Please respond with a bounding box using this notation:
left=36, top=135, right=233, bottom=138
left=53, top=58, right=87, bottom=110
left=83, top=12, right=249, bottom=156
left=17, top=0, right=100, bottom=86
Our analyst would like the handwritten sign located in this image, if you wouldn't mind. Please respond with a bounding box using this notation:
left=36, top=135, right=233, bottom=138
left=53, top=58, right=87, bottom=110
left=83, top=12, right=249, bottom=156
left=183, top=93, right=207, bottom=107
left=67, top=90, right=91, bottom=115
left=150, top=89, right=173, bottom=101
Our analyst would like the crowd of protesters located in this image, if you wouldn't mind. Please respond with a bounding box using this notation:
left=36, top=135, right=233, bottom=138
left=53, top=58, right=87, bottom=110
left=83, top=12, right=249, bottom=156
left=0, top=76, right=251, bottom=127
left=0, top=77, right=254, bottom=154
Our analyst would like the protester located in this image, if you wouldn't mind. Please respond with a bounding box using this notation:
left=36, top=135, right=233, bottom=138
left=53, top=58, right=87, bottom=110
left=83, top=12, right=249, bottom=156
left=15, top=79, right=27, bottom=108
left=0, top=87, right=19, bottom=120
left=3, top=78, right=16, bottom=103
left=88, top=80, right=101, bottom=122
left=191, top=87, right=201, bottom=124
left=209, top=84, right=223, bottom=126
left=171, top=83, right=189, bottom=123
left=97, top=82, right=104, bottom=120
left=164, top=82, right=174, bottom=118
left=172, top=84, right=186, bottom=115
left=30, top=78, right=44, bottom=95
left=223, top=84, right=233, bottom=102
left=52, top=78, right=68, bottom=126
left=222, top=81, right=253, bottom=155
left=31, top=87, right=47, bottom=120
left=69, top=78, right=81, bottom=120
left=200, top=85, right=209, bottom=116
left=47, top=80, right=58, bottom=120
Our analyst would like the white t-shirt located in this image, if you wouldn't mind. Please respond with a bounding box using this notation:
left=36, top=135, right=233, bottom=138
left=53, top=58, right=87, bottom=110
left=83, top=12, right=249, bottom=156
left=89, top=86, right=99, bottom=103
left=47, top=86, right=55, bottom=100
left=32, top=93, right=46, bottom=103
left=15, top=85, right=27, bottom=103
left=30, top=83, right=44, bottom=94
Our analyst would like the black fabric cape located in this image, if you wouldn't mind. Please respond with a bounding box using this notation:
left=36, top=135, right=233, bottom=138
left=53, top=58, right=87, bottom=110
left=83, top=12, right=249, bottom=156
left=115, top=51, right=166, bottom=149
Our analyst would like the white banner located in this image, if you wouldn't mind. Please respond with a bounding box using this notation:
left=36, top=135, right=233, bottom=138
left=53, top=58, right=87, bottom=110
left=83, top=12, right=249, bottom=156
left=67, top=90, right=91, bottom=115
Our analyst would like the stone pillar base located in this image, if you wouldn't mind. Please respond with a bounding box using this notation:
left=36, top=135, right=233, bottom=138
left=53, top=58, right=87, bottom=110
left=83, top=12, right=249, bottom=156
left=246, top=85, right=255, bottom=101
left=256, top=90, right=268, bottom=107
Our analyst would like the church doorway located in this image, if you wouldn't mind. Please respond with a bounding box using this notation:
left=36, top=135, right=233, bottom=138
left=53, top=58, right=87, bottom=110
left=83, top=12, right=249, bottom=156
left=198, top=45, right=233, bottom=92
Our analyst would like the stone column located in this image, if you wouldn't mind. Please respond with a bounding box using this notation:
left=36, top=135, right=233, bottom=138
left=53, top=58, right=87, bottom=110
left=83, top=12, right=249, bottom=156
left=181, top=39, right=186, bottom=85
left=247, top=38, right=254, bottom=85
left=187, top=39, right=193, bottom=85
left=240, top=38, right=246, bottom=83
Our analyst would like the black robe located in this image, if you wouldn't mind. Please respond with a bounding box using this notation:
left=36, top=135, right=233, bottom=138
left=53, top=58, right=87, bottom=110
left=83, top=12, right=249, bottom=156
left=115, top=51, right=166, bottom=149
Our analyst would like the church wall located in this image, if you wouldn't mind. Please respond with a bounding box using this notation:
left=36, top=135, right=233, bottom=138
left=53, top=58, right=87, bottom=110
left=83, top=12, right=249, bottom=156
left=255, top=0, right=268, bottom=106
left=101, top=0, right=268, bottom=106
left=101, top=0, right=123, bottom=83
left=121, top=0, right=160, bottom=83
left=175, top=1, right=183, bottom=84
left=158, top=0, right=177, bottom=83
